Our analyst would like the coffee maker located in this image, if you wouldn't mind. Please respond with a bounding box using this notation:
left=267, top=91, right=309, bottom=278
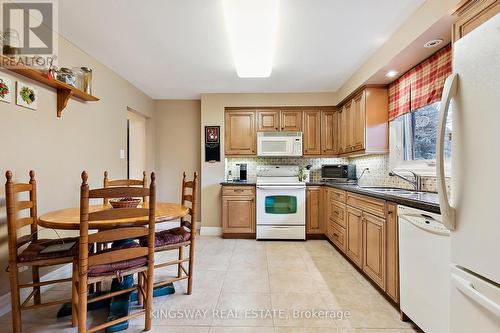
left=237, top=163, right=247, bottom=182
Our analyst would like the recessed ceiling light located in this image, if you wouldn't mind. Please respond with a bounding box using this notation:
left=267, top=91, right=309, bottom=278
left=223, top=0, right=280, bottom=78
left=385, top=70, right=399, bottom=78
left=424, top=39, right=443, bottom=48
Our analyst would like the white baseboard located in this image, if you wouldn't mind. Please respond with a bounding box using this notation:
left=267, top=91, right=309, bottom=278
left=0, top=263, right=71, bottom=317
left=200, top=227, right=222, bottom=236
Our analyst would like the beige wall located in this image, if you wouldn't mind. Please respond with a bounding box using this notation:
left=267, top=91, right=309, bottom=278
left=200, top=92, right=337, bottom=230
left=0, top=35, right=155, bottom=296
left=336, top=0, right=462, bottom=102
left=154, top=100, right=201, bottom=222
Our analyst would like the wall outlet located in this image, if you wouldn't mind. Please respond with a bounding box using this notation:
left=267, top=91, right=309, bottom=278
left=119, top=149, right=126, bottom=159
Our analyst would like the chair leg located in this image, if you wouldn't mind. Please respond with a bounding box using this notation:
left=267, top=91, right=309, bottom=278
left=32, top=266, right=41, bottom=305
left=8, top=264, right=22, bottom=333
left=77, top=278, right=88, bottom=333
left=145, top=269, right=153, bottom=331
left=71, top=262, right=78, bottom=327
left=95, top=243, right=103, bottom=293
left=178, top=246, right=184, bottom=278
left=137, top=273, right=144, bottom=306
left=187, top=242, right=195, bottom=295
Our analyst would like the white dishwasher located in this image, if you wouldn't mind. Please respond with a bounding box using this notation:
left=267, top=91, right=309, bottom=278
left=398, top=205, right=450, bottom=333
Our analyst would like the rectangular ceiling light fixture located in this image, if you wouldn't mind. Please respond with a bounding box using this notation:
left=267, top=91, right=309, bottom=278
left=223, top=0, right=280, bottom=78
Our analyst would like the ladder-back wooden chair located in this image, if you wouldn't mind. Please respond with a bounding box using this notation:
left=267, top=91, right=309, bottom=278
left=146, top=172, right=197, bottom=296
left=103, top=170, right=147, bottom=204
left=72, top=171, right=156, bottom=333
left=94, top=171, right=148, bottom=293
left=5, top=170, right=77, bottom=333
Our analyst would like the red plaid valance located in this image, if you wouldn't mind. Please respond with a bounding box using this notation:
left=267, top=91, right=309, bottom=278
left=388, top=44, right=452, bottom=121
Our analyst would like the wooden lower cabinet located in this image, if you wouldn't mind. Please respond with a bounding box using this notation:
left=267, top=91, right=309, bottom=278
left=363, top=212, right=386, bottom=289
left=386, top=202, right=399, bottom=303
left=221, top=186, right=255, bottom=235
left=306, top=186, right=324, bottom=234
left=346, top=206, right=363, bottom=268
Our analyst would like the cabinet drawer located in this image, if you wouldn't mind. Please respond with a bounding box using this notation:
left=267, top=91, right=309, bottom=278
left=329, top=221, right=346, bottom=253
left=328, top=188, right=346, bottom=203
left=331, top=201, right=346, bottom=228
left=346, top=193, right=386, bottom=218
left=222, top=186, right=255, bottom=196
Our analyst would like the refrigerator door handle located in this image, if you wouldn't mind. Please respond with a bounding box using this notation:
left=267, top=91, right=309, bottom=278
left=451, top=273, right=500, bottom=318
left=436, top=73, right=458, bottom=230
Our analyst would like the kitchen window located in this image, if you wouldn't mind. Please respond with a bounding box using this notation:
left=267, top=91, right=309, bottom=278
left=390, top=101, right=452, bottom=174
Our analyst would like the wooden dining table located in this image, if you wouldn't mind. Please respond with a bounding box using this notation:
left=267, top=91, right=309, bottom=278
left=37, top=201, right=189, bottom=331
left=38, top=202, right=189, bottom=230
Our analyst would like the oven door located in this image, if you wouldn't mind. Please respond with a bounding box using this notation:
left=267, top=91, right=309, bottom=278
left=256, top=185, right=305, bottom=225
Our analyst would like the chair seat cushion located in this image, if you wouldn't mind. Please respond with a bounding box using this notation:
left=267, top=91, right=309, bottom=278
left=88, top=241, right=147, bottom=278
left=151, top=227, right=191, bottom=247
left=18, top=237, right=79, bottom=263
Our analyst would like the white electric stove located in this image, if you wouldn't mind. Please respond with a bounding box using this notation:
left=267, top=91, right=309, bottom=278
left=256, top=165, right=306, bottom=240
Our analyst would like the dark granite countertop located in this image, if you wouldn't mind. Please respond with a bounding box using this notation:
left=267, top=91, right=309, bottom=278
left=221, top=181, right=440, bottom=214
left=220, top=181, right=256, bottom=186
left=310, top=181, right=440, bottom=214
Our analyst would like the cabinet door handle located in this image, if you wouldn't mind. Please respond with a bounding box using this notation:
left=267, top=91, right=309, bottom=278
left=234, top=189, right=244, bottom=192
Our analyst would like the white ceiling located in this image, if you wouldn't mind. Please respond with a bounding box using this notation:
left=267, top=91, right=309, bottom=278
left=58, top=0, right=426, bottom=99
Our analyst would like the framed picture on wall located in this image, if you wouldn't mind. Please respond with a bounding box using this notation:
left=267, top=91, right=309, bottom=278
left=205, top=126, right=220, bottom=162
left=16, top=81, right=37, bottom=110
left=0, top=76, right=13, bottom=103
left=205, top=126, right=219, bottom=144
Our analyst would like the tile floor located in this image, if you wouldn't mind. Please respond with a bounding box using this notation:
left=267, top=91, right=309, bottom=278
left=0, top=237, right=421, bottom=332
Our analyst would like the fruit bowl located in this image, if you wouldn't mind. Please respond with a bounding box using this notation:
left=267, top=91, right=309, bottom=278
left=109, top=198, right=141, bottom=209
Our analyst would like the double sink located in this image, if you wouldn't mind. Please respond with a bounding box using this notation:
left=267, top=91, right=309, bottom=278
left=359, top=186, right=438, bottom=202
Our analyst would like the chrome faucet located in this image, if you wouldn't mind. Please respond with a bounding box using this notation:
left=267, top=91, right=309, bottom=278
left=388, top=170, right=421, bottom=190
left=357, top=168, right=370, bottom=182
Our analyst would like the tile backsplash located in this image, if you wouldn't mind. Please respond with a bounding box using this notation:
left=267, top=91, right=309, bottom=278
left=226, top=157, right=348, bottom=182
left=348, top=154, right=451, bottom=193
left=226, top=154, right=450, bottom=193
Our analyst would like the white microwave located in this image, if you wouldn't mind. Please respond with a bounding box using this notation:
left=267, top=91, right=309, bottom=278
left=257, top=132, right=302, bottom=157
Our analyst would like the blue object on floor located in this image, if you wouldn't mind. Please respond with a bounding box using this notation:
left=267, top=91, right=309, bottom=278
left=56, top=292, right=110, bottom=318
left=130, top=283, right=176, bottom=302
left=105, top=275, right=134, bottom=333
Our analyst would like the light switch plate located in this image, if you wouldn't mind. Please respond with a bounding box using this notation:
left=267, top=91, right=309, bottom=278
left=120, top=149, right=126, bottom=159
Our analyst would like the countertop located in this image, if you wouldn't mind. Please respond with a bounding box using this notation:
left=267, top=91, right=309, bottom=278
left=220, top=181, right=440, bottom=214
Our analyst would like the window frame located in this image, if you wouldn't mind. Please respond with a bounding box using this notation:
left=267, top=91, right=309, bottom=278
left=389, top=103, right=451, bottom=177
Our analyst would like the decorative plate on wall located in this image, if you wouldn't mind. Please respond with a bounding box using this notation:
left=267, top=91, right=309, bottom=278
left=0, top=76, right=13, bottom=103
left=16, top=81, right=37, bottom=110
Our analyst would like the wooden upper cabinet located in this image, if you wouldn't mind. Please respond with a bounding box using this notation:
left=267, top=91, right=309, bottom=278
left=225, top=110, right=256, bottom=155
left=321, top=109, right=338, bottom=155
left=257, top=110, right=302, bottom=132
left=257, top=110, right=280, bottom=131
left=337, top=86, right=388, bottom=156
left=302, top=110, right=321, bottom=155
left=453, top=0, right=500, bottom=41
left=338, top=103, right=350, bottom=154
left=351, top=91, right=366, bottom=151
left=281, top=110, right=302, bottom=131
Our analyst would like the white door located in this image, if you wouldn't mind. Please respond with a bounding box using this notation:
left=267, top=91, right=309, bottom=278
left=127, top=110, right=147, bottom=180
left=438, top=13, right=500, bottom=283
left=450, top=265, right=500, bottom=333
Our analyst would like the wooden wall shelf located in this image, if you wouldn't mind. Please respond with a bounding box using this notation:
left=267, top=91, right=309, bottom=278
left=0, top=55, right=99, bottom=117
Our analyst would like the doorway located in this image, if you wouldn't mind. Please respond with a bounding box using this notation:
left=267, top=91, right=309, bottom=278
left=127, top=108, right=147, bottom=180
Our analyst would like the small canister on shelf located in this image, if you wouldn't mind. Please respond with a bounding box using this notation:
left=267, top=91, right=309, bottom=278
left=81, top=67, right=92, bottom=95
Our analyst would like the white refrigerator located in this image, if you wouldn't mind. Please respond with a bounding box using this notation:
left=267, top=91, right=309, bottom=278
left=436, top=13, right=500, bottom=333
